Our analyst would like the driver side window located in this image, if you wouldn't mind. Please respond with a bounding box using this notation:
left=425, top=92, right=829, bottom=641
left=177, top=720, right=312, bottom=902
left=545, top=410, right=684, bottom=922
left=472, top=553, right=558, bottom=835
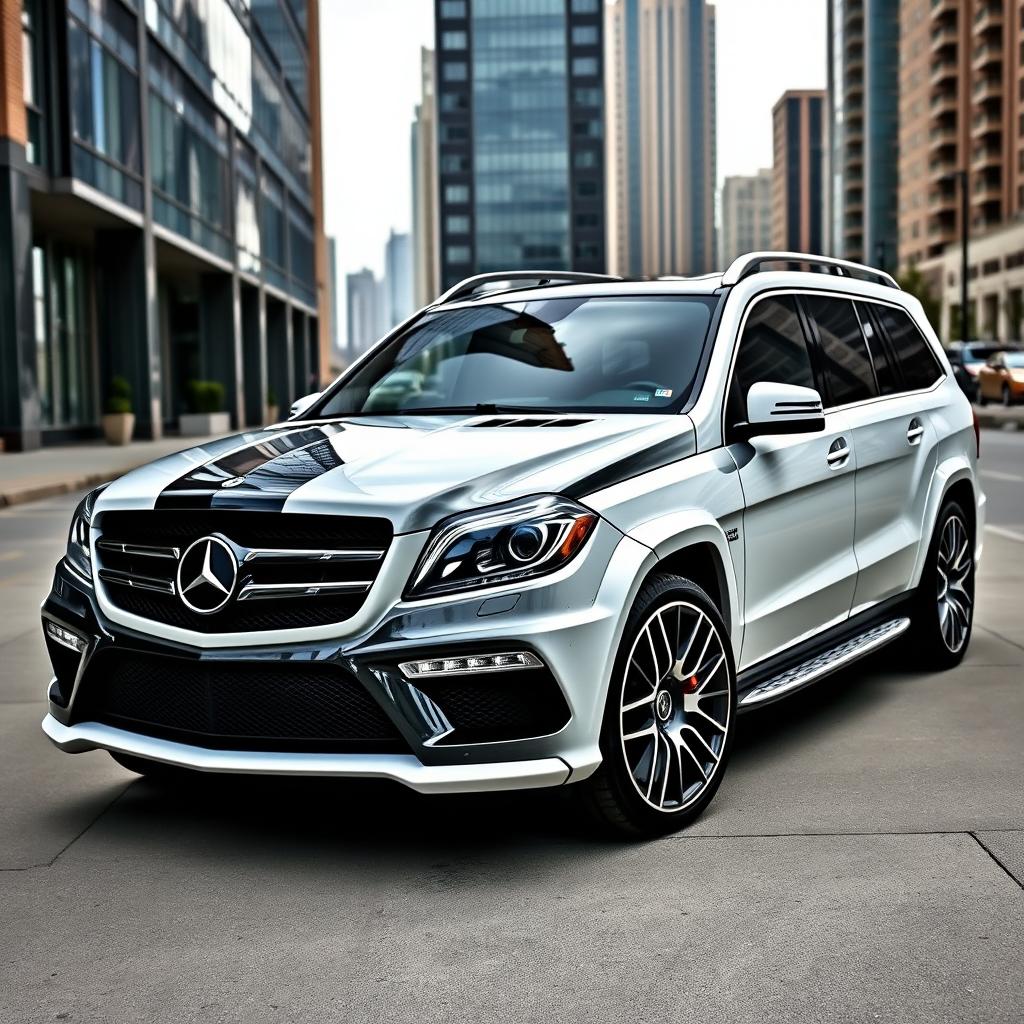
left=726, top=295, right=814, bottom=431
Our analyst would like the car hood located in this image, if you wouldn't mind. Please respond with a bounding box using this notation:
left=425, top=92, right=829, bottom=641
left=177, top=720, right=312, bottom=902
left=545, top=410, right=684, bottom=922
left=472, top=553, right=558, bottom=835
left=97, top=413, right=696, bottom=533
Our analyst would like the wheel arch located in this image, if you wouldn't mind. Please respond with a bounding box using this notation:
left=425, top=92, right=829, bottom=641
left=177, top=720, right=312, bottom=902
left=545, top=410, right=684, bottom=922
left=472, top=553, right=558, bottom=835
left=912, top=456, right=978, bottom=588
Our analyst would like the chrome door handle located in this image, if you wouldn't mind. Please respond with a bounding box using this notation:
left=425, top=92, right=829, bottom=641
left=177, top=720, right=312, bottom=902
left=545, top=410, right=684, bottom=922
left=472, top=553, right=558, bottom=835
left=826, top=436, right=850, bottom=469
left=907, top=418, right=924, bottom=446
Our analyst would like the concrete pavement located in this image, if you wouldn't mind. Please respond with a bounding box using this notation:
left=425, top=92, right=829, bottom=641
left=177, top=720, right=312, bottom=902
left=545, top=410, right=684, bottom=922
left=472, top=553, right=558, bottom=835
left=0, top=433, right=1021, bottom=1022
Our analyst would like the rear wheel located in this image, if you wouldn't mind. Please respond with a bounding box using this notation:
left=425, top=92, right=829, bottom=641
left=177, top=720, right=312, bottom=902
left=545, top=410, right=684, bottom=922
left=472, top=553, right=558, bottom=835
left=906, top=500, right=975, bottom=669
left=1003, top=383, right=1014, bottom=407
left=579, top=574, right=736, bottom=837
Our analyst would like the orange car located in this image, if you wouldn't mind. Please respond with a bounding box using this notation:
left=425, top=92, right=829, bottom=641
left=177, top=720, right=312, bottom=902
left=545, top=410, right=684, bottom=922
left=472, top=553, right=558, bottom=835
left=977, top=349, right=1024, bottom=406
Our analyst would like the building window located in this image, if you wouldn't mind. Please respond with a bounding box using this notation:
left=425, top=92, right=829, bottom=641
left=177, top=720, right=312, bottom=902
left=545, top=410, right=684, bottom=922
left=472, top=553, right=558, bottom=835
left=445, top=184, right=470, bottom=203
left=441, top=153, right=470, bottom=174
left=571, top=25, right=598, bottom=45
left=442, top=30, right=467, bottom=49
left=446, top=215, right=470, bottom=234
left=575, top=179, right=599, bottom=198
left=573, top=118, right=601, bottom=139
left=440, top=0, right=466, bottom=18
left=440, top=91, right=469, bottom=113
left=443, top=61, right=468, bottom=82
left=573, top=148, right=598, bottom=169
left=441, top=123, right=469, bottom=143
left=22, top=0, right=44, bottom=165
left=447, top=245, right=471, bottom=264
left=571, top=57, right=598, bottom=77
left=573, top=86, right=601, bottom=107
left=236, top=138, right=261, bottom=275
left=570, top=0, right=599, bottom=12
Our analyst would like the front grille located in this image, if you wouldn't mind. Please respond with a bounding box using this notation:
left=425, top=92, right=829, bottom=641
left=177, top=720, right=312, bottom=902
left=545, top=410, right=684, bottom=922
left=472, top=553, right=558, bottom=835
left=94, top=510, right=392, bottom=633
left=73, top=650, right=408, bottom=753
left=413, top=667, right=571, bottom=744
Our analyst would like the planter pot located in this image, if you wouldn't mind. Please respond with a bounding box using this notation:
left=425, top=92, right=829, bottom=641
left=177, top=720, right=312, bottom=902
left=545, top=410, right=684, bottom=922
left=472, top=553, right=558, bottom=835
left=179, top=412, right=231, bottom=437
left=102, top=412, right=135, bottom=446
left=266, top=404, right=280, bottom=424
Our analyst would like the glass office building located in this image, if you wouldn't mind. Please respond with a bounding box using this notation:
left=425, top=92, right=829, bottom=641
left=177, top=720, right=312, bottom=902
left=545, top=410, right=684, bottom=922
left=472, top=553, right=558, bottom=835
left=434, top=0, right=606, bottom=290
left=0, top=0, right=327, bottom=449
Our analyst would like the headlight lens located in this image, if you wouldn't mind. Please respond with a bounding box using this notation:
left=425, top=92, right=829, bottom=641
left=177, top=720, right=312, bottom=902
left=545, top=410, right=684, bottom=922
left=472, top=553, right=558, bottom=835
left=406, top=495, right=598, bottom=599
left=65, top=487, right=104, bottom=582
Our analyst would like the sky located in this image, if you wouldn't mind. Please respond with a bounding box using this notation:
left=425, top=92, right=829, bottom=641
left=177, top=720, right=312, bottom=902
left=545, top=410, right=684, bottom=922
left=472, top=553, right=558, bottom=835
left=320, top=0, right=827, bottom=304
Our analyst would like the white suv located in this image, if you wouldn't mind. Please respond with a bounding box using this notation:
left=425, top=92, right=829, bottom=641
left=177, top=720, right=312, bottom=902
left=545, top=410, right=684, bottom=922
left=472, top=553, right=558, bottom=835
left=41, top=252, right=984, bottom=836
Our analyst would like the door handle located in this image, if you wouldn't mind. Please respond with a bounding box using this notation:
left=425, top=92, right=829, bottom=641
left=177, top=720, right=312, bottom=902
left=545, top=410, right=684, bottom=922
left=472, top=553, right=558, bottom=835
left=907, top=418, right=924, bottom=446
left=826, top=436, right=850, bottom=469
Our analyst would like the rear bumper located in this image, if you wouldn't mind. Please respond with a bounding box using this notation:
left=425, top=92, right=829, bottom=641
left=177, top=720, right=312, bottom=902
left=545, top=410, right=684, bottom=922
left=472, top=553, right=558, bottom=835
left=41, top=715, right=572, bottom=793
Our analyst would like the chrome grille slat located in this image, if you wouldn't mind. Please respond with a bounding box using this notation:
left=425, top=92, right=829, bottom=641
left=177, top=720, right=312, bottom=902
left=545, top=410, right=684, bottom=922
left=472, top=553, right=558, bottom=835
left=99, top=568, right=176, bottom=595
left=236, top=580, right=374, bottom=601
left=96, top=540, right=180, bottom=560
left=242, top=548, right=384, bottom=564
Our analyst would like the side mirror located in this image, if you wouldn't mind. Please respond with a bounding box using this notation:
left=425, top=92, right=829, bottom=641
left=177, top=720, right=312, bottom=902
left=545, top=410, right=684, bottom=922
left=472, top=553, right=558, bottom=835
left=733, top=382, right=825, bottom=441
left=289, top=392, right=321, bottom=419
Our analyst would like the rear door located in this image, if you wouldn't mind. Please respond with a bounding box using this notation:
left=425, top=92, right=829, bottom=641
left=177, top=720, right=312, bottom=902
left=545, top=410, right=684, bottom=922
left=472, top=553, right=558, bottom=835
left=725, top=294, right=859, bottom=670
left=806, top=296, right=941, bottom=613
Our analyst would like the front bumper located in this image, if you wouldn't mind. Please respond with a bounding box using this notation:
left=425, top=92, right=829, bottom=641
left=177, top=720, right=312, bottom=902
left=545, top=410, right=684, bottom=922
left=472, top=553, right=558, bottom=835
left=41, top=519, right=656, bottom=791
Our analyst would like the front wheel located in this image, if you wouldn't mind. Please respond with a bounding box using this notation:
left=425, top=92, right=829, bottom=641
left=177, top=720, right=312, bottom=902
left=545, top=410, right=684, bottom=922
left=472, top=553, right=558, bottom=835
left=1003, top=384, right=1014, bottom=407
left=579, top=574, right=736, bottom=837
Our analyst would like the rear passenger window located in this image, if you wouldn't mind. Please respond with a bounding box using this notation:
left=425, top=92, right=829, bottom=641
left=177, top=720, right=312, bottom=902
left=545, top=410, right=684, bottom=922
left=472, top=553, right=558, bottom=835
left=803, top=295, right=876, bottom=406
left=875, top=306, right=943, bottom=391
left=856, top=303, right=900, bottom=396
left=727, top=295, right=814, bottom=427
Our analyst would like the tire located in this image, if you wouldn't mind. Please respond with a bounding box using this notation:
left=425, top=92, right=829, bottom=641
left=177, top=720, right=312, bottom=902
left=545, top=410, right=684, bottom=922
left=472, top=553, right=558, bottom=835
left=109, top=750, right=194, bottom=783
left=578, top=574, right=737, bottom=837
left=1003, top=384, right=1014, bottom=408
left=978, top=390, right=988, bottom=407
left=906, top=499, right=975, bottom=670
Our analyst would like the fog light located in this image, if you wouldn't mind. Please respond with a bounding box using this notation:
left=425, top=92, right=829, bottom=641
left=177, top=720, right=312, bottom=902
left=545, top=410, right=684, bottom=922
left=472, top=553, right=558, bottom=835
left=399, top=651, right=542, bottom=677
left=45, top=620, right=87, bottom=654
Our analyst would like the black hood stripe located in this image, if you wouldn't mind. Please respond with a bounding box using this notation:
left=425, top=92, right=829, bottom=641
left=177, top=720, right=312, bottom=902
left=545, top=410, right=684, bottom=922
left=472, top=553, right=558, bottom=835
left=155, top=426, right=345, bottom=511
left=564, top=431, right=696, bottom=499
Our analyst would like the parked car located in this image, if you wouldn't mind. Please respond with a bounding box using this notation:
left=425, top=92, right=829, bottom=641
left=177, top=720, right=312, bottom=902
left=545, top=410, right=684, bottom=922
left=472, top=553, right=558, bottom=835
left=976, top=349, right=1024, bottom=406
left=41, top=252, right=984, bottom=836
left=946, top=341, right=1015, bottom=402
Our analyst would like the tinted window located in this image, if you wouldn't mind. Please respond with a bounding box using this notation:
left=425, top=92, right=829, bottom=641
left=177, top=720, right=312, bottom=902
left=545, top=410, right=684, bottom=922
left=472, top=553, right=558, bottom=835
left=804, top=295, right=876, bottom=406
left=856, top=304, right=900, bottom=395
left=876, top=306, right=943, bottom=391
left=316, top=296, right=718, bottom=416
left=727, top=296, right=814, bottom=428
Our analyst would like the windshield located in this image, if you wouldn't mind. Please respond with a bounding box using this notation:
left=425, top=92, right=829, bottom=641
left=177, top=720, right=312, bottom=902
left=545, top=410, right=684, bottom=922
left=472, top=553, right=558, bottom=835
left=964, top=345, right=1002, bottom=363
left=314, top=295, right=719, bottom=417
left=1004, top=352, right=1024, bottom=368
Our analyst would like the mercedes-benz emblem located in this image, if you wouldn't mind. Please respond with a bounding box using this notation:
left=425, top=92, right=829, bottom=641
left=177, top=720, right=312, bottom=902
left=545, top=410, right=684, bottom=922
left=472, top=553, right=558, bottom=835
left=176, top=536, right=238, bottom=614
left=221, top=476, right=246, bottom=488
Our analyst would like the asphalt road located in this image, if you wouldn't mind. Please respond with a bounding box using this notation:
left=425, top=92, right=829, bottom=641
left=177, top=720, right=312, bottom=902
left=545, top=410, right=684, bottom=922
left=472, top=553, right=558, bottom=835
left=0, top=432, right=1022, bottom=1023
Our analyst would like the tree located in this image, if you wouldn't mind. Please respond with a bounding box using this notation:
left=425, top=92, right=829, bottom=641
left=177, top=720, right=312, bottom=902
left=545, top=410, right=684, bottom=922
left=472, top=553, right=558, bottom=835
left=896, top=266, right=942, bottom=334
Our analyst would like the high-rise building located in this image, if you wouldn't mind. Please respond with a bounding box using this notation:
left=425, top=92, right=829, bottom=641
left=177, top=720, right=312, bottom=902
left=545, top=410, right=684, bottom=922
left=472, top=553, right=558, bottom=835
left=771, top=90, right=827, bottom=253
left=899, top=0, right=1024, bottom=342
left=827, top=0, right=899, bottom=267
left=412, top=47, right=439, bottom=307
left=434, top=0, right=606, bottom=290
left=0, top=0, right=329, bottom=449
left=720, top=169, right=773, bottom=266
left=383, top=230, right=413, bottom=328
left=606, top=0, right=717, bottom=276
left=328, top=237, right=340, bottom=353
left=346, top=269, right=380, bottom=363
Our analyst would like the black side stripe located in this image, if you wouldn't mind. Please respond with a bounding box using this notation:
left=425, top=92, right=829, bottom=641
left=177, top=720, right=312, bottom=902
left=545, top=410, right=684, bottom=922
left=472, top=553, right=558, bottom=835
left=155, top=426, right=346, bottom=511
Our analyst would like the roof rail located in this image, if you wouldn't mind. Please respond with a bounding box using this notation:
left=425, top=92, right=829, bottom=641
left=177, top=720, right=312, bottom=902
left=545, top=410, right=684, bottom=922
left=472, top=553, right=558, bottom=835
left=435, top=270, right=622, bottom=306
left=721, top=251, right=900, bottom=290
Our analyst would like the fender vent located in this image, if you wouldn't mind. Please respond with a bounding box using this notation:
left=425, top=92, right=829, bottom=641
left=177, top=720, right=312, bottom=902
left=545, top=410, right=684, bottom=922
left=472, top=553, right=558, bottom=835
left=471, top=417, right=592, bottom=428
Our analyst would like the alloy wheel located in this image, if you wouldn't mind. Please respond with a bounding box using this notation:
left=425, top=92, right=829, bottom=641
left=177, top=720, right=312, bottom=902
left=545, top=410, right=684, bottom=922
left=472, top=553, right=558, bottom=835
left=619, top=601, right=731, bottom=813
left=936, top=513, right=973, bottom=653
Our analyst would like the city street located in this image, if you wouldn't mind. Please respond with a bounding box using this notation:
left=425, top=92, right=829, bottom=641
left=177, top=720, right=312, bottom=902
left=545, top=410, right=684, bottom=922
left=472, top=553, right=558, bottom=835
left=0, top=430, right=1021, bottom=1023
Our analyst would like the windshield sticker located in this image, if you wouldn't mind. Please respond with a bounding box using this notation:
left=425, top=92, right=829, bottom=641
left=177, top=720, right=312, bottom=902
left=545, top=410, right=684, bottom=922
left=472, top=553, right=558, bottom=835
left=655, top=388, right=673, bottom=398
left=633, top=393, right=651, bottom=402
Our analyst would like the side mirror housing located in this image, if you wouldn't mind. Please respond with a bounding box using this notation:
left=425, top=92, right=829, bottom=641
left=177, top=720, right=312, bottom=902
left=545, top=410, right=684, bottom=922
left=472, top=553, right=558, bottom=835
left=289, top=392, right=321, bottom=419
left=732, top=382, right=825, bottom=441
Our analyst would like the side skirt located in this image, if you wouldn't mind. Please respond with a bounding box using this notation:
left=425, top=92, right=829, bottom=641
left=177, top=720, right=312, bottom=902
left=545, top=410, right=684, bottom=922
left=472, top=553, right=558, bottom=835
left=736, top=594, right=914, bottom=711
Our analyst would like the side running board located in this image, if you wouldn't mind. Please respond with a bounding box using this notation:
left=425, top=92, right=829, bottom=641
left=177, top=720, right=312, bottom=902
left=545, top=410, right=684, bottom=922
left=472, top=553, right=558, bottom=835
left=739, top=617, right=911, bottom=708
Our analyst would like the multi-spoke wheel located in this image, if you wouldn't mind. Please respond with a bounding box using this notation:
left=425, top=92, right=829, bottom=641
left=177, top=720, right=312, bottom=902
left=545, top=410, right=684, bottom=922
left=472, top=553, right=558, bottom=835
left=580, top=574, right=736, bottom=835
left=906, top=499, right=975, bottom=669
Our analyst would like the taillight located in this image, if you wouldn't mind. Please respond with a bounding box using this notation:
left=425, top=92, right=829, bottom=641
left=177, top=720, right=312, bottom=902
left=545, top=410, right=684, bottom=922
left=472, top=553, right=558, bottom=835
left=972, top=407, right=981, bottom=459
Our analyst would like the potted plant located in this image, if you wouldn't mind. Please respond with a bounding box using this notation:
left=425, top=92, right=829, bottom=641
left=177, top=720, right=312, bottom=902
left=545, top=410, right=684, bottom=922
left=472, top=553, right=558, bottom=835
left=102, top=375, right=135, bottom=446
left=180, top=379, right=230, bottom=437
left=266, top=387, right=279, bottom=424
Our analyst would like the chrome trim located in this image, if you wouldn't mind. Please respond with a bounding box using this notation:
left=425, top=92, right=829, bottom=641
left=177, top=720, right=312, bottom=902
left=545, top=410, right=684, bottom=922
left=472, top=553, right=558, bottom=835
left=242, top=547, right=385, bottom=564
left=739, top=617, right=911, bottom=707
left=98, top=568, right=175, bottom=595
left=40, top=715, right=571, bottom=793
left=235, top=580, right=374, bottom=601
left=96, top=540, right=181, bottom=560
left=721, top=251, right=900, bottom=289
left=398, top=651, right=543, bottom=677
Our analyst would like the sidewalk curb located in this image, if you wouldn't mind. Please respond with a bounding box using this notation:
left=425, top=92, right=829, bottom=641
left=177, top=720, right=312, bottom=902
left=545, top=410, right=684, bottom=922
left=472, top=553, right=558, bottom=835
left=976, top=410, right=1023, bottom=430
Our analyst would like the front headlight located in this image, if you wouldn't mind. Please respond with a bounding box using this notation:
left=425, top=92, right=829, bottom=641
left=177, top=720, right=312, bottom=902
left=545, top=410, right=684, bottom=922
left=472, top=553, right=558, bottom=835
left=406, top=495, right=598, bottom=599
left=65, top=486, right=105, bottom=583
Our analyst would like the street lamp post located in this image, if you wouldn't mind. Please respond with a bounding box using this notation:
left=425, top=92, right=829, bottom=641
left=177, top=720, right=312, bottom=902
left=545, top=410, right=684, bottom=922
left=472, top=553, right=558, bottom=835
left=954, top=170, right=969, bottom=345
